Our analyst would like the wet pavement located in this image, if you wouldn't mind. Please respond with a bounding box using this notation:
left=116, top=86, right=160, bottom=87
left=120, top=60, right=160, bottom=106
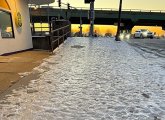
left=0, top=37, right=165, bottom=120
left=127, top=38, right=165, bottom=57
left=0, top=50, right=49, bottom=95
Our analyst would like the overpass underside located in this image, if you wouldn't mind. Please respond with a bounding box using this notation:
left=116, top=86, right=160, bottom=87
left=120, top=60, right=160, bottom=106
left=30, top=8, right=165, bottom=31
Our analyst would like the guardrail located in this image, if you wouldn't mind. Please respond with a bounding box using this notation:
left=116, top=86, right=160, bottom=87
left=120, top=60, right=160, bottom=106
left=31, top=20, right=71, bottom=53
left=50, top=24, right=71, bottom=53
left=32, top=27, right=50, bottom=36
left=29, top=5, right=165, bottom=13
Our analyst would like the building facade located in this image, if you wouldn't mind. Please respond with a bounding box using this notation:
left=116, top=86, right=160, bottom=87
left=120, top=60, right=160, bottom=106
left=0, top=0, right=33, bottom=55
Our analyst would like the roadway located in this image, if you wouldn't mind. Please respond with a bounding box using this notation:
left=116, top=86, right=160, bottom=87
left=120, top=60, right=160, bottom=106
left=126, top=38, right=165, bottom=57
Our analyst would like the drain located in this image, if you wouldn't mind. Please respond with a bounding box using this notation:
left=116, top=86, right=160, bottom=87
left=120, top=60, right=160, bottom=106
left=71, top=45, right=85, bottom=49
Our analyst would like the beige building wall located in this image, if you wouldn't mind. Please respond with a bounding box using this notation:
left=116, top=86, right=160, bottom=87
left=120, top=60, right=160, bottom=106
left=0, top=0, right=32, bottom=55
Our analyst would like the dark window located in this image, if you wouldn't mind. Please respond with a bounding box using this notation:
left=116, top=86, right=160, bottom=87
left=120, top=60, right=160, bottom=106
left=141, top=29, right=147, bottom=32
left=0, top=10, right=14, bottom=38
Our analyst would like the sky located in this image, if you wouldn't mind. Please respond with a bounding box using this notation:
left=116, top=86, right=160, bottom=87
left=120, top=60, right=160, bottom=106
left=50, top=0, right=165, bottom=11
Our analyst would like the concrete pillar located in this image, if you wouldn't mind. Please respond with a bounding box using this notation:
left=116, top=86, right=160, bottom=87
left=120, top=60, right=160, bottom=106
left=119, top=24, right=134, bottom=39
left=122, top=24, right=134, bottom=34
left=162, top=25, right=165, bottom=30
left=79, top=19, right=83, bottom=37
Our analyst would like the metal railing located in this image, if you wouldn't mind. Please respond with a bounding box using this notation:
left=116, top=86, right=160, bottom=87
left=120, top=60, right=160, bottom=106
left=32, top=27, right=50, bottom=36
left=50, top=24, right=71, bottom=53
left=31, top=20, right=71, bottom=53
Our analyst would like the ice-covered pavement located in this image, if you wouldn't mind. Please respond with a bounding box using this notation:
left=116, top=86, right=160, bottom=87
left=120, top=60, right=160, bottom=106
left=0, top=37, right=165, bottom=120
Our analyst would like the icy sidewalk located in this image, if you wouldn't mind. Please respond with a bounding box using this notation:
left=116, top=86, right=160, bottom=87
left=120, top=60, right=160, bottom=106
left=0, top=37, right=165, bottom=120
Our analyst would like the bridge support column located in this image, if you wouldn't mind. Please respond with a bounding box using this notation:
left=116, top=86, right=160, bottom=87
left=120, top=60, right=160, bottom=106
left=121, top=24, right=134, bottom=33
left=120, top=24, right=134, bottom=39
left=162, top=25, right=165, bottom=30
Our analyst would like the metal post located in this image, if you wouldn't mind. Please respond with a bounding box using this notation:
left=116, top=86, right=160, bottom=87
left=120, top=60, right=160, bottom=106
left=79, top=9, right=83, bottom=37
left=32, top=22, right=35, bottom=35
left=89, top=1, right=94, bottom=37
left=41, top=22, right=43, bottom=35
left=62, top=29, right=64, bottom=42
left=115, top=0, right=123, bottom=41
left=79, top=20, right=83, bottom=37
left=47, top=4, right=50, bottom=33
left=58, top=30, right=59, bottom=47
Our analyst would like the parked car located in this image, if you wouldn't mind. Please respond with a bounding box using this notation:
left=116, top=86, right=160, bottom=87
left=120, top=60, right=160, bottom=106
left=134, top=29, right=155, bottom=39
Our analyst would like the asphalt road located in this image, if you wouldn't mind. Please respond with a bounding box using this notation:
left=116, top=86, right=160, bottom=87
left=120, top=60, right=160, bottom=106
left=126, top=38, right=165, bottom=57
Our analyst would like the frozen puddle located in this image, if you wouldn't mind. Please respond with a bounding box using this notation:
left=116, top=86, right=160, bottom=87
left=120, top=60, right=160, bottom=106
left=0, top=37, right=165, bottom=120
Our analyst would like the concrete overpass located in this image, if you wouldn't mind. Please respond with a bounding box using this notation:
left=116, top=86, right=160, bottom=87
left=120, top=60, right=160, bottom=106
left=30, top=7, right=165, bottom=31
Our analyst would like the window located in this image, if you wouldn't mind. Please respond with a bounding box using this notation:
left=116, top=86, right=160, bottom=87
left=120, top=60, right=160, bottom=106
left=0, top=10, right=14, bottom=38
left=141, top=29, right=147, bottom=32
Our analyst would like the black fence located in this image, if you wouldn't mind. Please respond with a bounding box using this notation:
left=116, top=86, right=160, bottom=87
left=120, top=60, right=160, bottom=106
left=32, top=20, right=71, bottom=53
